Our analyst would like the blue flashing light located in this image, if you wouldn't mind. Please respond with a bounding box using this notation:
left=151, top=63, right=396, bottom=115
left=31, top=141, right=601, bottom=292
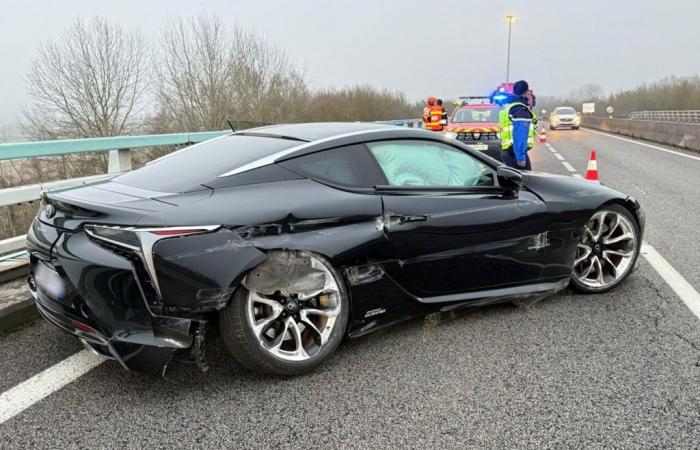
left=493, top=94, right=508, bottom=101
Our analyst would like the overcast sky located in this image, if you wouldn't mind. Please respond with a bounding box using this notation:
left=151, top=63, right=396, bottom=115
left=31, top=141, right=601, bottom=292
left=1, top=0, right=699, bottom=126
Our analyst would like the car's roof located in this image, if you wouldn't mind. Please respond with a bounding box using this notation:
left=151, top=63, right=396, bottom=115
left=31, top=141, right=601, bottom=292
left=238, top=122, right=394, bottom=141
left=218, top=123, right=438, bottom=177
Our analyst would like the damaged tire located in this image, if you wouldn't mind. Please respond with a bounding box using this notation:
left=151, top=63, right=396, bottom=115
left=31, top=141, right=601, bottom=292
left=219, top=250, right=349, bottom=375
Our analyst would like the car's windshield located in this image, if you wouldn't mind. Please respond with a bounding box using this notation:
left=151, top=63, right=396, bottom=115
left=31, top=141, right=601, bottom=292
left=554, top=107, right=576, bottom=115
left=114, top=135, right=298, bottom=192
left=451, top=108, right=500, bottom=123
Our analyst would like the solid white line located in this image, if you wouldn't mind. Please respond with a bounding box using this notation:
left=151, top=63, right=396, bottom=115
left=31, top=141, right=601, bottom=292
left=554, top=153, right=565, bottom=160
left=0, top=350, right=105, bottom=424
left=583, top=128, right=700, bottom=162
left=642, top=243, right=700, bottom=320
left=572, top=173, right=584, bottom=179
left=561, top=161, right=577, bottom=172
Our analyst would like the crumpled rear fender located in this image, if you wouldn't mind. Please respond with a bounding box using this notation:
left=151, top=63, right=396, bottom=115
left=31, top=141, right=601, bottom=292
left=151, top=218, right=396, bottom=311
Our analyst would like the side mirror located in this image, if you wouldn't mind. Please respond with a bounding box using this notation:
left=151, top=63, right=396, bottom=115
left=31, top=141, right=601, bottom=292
left=497, top=166, right=523, bottom=198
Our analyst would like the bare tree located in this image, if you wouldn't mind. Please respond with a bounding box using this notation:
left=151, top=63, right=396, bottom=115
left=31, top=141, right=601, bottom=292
left=22, top=17, right=151, bottom=140
left=0, top=122, right=9, bottom=143
left=229, top=28, right=308, bottom=124
left=151, top=13, right=308, bottom=133
left=569, top=83, right=604, bottom=103
left=152, top=14, right=237, bottom=132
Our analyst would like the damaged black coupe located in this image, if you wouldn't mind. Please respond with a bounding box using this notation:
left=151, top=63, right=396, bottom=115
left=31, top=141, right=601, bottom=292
left=27, top=123, right=644, bottom=375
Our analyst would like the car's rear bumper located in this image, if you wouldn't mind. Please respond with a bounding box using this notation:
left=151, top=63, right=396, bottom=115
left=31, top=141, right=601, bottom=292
left=26, top=221, right=196, bottom=374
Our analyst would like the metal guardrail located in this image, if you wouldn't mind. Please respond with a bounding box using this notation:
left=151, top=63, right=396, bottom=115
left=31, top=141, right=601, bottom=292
left=0, top=129, right=230, bottom=260
left=0, top=120, right=423, bottom=260
left=629, top=110, right=700, bottom=123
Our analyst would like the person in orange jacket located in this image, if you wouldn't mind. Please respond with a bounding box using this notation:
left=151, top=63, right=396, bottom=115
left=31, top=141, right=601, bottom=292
left=424, top=97, right=446, bottom=131
left=422, top=97, right=436, bottom=128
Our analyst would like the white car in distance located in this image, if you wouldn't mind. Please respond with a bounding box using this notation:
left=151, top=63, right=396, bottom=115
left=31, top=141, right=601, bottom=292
left=549, top=106, right=581, bottom=130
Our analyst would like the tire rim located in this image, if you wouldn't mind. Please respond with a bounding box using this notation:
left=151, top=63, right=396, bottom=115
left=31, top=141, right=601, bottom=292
left=573, top=210, right=637, bottom=289
left=245, top=255, right=341, bottom=362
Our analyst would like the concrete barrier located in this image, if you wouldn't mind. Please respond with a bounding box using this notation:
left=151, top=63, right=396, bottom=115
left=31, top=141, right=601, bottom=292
left=583, top=116, right=700, bottom=153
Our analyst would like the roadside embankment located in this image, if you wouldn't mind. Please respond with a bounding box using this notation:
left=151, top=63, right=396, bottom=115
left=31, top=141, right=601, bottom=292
left=583, top=116, right=700, bottom=153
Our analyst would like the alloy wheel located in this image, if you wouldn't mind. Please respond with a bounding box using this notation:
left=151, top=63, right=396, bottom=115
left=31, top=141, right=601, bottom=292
left=573, top=209, right=638, bottom=289
left=245, top=256, right=342, bottom=362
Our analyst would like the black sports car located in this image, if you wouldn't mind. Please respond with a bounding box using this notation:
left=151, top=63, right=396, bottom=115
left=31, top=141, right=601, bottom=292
left=27, top=123, right=644, bottom=375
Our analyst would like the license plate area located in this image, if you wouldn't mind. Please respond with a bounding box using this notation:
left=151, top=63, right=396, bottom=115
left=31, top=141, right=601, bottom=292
left=32, top=260, right=68, bottom=302
left=468, top=144, right=488, bottom=151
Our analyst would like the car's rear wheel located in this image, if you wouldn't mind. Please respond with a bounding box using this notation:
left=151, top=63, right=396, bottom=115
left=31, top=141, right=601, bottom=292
left=219, top=251, right=349, bottom=375
left=570, top=204, right=640, bottom=293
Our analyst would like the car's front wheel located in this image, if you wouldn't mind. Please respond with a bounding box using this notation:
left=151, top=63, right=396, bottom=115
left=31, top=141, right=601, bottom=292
left=570, top=204, right=641, bottom=293
left=219, top=250, right=349, bottom=375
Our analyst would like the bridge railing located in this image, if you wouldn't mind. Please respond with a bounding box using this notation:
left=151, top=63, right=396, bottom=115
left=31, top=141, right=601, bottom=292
left=629, top=110, right=700, bottom=123
left=0, top=119, right=423, bottom=261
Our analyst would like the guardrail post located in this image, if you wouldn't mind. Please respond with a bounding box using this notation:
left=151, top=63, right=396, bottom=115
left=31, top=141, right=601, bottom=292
left=107, top=149, right=132, bottom=173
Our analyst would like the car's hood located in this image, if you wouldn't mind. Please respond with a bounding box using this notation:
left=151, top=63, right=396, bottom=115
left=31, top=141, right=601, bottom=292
left=445, top=122, right=499, bottom=132
left=523, top=171, right=625, bottom=206
left=552, top=114, right=576, bottom=120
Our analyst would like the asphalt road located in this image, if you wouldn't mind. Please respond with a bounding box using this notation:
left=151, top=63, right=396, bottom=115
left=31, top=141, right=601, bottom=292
left=1, top=129, right=699, bottom=448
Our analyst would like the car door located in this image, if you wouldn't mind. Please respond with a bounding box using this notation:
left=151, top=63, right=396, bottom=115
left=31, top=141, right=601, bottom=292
left=367, top=139, right=548, bottom=298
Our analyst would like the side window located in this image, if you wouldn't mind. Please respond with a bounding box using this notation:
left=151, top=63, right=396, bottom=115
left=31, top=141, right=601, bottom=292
left=367, top=140, right=496, bottom=187
left=278, top=144, right=386, bottom=188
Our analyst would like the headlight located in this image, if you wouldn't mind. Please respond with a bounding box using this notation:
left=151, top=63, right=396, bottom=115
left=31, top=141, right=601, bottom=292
left=444, top=131, right=458, bottom=140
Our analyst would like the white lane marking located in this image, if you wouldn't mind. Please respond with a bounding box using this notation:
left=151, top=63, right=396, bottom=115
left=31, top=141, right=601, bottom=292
left=562, top=161, right=578, bottom=172
left=0, top=350, right=105, bottom=424
left=554, top=153, right=565, bottom=160
left=642, top=243, right=700, bottom=320
left=583, top=128, right=700, bottom=162
left=573, top=173, right=584, bottom=179
left=545, top=143, right=553, bottom=148
left=548, top=147, right=557, bottom=153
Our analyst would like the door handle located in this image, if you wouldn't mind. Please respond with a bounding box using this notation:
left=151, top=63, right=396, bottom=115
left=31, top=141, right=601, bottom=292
left=397, top=215, right=427, bottom=224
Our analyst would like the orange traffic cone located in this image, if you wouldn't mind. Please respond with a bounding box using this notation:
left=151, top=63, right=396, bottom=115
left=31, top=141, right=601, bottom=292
left=584, top=151, right=599, bottom=182
left=538, top=128, right=547, bottom=143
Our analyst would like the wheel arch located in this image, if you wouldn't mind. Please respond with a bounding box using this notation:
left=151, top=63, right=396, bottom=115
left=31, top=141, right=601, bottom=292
left=599, top=196, right=645, bottom=234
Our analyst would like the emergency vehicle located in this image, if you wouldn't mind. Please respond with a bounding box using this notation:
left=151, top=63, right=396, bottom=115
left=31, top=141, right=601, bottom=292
left=442, top=97, right=502, bottom=160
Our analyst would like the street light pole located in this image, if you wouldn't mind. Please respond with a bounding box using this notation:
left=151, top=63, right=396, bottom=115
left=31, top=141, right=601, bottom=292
left=505, top=15, right=516, bottom=83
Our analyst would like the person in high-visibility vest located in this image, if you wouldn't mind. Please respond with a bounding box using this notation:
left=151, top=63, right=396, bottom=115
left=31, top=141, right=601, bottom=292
left=499, top=80, right=538, bottom=170
left=425, top=99, right=446, bottom=132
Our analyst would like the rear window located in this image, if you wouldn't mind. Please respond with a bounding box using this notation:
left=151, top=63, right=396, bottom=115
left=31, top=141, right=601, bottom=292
left=113, top=135, right=297, bottom=192
left=279, top=144, right=386, bottom=188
